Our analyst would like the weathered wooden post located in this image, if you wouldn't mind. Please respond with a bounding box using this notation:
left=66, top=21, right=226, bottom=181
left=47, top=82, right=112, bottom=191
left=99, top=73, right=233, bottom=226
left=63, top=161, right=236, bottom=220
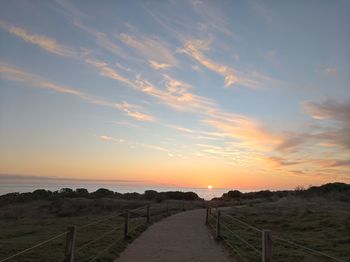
left=146, top=204, right=150, bottom=223
left=262, top=230, right=272, bottom=262
left=216, top=210, right=221, bottom=239
left=64, top=226, right=76, bottom=262
left=166, top=201, right=169, bottom=216
left=205, top=207, right=209, bottom=225
left=182, top=201, right=185, bottom=211
left=124, top=210, right=129, bottom=239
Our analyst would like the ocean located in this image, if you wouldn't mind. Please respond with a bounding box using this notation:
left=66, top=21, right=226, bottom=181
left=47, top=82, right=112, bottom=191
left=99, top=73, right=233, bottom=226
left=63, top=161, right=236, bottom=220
left=0, top=178, right=241, bottom=200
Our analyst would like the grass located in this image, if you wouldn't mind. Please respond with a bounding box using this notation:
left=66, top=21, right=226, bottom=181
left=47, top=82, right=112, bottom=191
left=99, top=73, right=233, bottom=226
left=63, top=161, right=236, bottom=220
left=0, top=199, right=204, bottom=261
left=208, top=197, right=350, bottom=262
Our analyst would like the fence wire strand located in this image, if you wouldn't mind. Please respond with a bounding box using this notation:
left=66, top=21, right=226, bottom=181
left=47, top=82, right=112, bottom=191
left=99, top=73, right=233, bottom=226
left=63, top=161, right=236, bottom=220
left=221, top=236, right=248, bottom=262
left=221, top=222, right=261, bottom=254
left=78, top=211, right=124, bottom=230
left=128, top=205, right=147, bottom=215
left=86, top=218, right=146, bottom=261
left=222, top=213, right=262, bottom=233
left=86, top=236, right=123, bottom=262
left=273, top=235, right=345, bottom=262
left=76, top=226, right=123, bottom=253
left=0, top=231, right=68, bottom=262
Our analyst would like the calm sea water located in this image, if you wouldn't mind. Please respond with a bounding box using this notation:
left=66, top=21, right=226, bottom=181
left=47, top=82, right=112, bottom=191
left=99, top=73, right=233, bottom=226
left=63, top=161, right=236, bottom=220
left=0, top=181, right=242, bottom=200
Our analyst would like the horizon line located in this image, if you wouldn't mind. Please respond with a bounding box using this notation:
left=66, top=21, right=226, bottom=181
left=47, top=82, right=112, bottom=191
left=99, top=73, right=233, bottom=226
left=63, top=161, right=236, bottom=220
left=0, top=173, right=332, bottom=192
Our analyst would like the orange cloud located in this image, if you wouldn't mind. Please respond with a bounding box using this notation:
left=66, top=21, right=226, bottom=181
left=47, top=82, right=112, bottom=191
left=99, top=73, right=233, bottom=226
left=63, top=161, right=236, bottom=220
left=203, top=110, right=282, bottom=151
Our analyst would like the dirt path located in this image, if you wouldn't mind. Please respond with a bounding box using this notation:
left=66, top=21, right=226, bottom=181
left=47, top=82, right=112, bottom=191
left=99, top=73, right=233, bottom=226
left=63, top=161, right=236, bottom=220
left=115, top=209, right=233, bottom=262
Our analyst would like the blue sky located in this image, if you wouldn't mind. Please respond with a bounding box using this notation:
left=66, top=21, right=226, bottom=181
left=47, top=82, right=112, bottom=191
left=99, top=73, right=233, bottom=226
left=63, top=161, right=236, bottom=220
left=0, top=0, right=349, bottom=189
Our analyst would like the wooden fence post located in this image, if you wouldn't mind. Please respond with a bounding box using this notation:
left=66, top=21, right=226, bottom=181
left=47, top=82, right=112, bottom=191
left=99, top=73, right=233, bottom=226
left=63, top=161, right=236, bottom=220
left=166, top=201, right=169, bottom=216
left=146, top=204, right=150, bottom=223
left=216, top=210, right=221, bottom=239
left=64, top=226, right=76, bottom=262
left=182, top=201, right=185, bottom=211
left=124, top=210, right=129, bottom=239
left=262, top=229, right=272, bottom=262
left=205, top=207, right=209, bottom=225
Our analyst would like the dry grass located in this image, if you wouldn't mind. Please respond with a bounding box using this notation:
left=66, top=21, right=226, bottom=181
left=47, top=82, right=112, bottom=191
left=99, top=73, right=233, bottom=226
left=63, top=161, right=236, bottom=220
left=0, top=199, right=204, bottom=261
left=208, top=197, right=350, bottom=262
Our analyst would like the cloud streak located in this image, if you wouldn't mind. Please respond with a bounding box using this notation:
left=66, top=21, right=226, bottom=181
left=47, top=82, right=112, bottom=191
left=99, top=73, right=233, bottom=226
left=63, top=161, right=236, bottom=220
left=0, top=20, right=77, bottom=57
left=119, top=33, right=179, bottom=67
left=149, top=60, right=171, bottom=70
left=0, top=62, right=154, bottom=122
left=179, top=39, right=274, bottom=89
left=99, top=135, right=168, bottom=153
left=303, top=99, right=350, bottom=150
left=179, top=39, right=238, bottom=87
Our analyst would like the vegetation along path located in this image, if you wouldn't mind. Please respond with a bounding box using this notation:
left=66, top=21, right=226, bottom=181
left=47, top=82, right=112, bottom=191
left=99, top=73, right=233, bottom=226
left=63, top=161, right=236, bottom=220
left=115, top=209, right=233, bottom=262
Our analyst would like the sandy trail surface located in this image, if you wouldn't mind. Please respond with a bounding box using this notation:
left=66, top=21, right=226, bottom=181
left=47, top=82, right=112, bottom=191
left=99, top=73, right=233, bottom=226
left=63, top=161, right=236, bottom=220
left=115, top=209, right=233, bottom=262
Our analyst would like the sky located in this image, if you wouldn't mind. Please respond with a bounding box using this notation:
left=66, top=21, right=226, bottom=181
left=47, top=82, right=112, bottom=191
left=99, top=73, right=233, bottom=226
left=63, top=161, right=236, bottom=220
left=0, top=0, right=349, bottom=190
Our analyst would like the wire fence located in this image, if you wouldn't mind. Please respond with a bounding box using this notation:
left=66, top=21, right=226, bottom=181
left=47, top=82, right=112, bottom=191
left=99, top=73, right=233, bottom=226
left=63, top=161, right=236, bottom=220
left=0, top=200, right=202, bottom=262
left=206, top=207, right=347, bottom=262
left=2, top=203, right=345, bottom=262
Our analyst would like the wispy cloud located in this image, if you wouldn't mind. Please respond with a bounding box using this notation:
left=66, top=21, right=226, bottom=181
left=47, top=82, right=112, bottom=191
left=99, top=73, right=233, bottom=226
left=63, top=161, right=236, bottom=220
left=190, top=0, right=237, bottom=39
left=262, top=99, right=350, bottom=178
left=324, top=159, right=350, bottom=168
left=0, top=62, right=154, bottom=122
left=303, top=99, right=350, bottom=122
left=264, top=50, right=279, bottom=67
left=0, top=20, right=77, bottom=57
left=179, top=39, right=238, bottom=87
left=118, top=33, right=179, bottom=67
left=250, top=1, right=274, bottom=23
left=82, top=56, right=216, bottom=115
left=134, top=73, right=282, bottom=156
left=149, top=60, right=171, bottom=70
left=0, top=20, right=274, bottom=149
left=303, top=99, right=350, bottom=150
left=265, top=156, right=304, bottom=167
left=323, top=67, right=338, bottom=76
left=55, top=1, right=139, bottom=62
left=275, top=133, right=306, bottom=153
left=203, top=110, right=281, bottom=151
left=99, top=135, right=124, bottom=142
left=84, top=58, right=134, bottom=86
left=0, top=19, right=131, bottom=90
left=72, top=20, right=136, bottom=62
left=99, top=135, right=167, bottom=153
left=134, top=75, right=214, bottom=112
left=115, top=101, right=154, bottom=122
left=179, top=38, right=275, bottom=89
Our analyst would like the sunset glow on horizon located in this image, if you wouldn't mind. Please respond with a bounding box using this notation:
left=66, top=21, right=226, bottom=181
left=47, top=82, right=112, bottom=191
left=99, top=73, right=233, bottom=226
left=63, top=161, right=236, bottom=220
left=0, top=1, right=349, bottom=191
